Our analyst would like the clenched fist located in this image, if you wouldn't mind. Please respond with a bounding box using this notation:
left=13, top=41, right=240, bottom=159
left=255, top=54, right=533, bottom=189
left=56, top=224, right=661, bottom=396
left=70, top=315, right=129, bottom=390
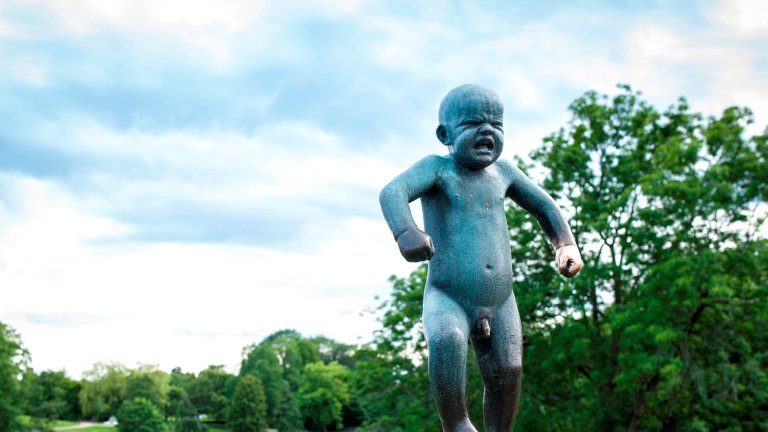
left=397, top=228, right=435, bottom=262
left=556, top=244, right=583, bottom=278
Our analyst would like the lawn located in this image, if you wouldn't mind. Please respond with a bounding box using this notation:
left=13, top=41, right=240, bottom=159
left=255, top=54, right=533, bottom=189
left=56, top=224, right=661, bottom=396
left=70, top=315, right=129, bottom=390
left=19, top=416, right=81, bottom=428
left=72, top=428, right=115, bottom=432
left=52, top=420, right=80, bottom=427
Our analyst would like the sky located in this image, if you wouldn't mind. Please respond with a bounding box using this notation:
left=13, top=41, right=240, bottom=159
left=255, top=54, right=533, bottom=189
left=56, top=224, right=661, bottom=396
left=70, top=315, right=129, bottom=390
left=1, top=0, right=767, bottom=379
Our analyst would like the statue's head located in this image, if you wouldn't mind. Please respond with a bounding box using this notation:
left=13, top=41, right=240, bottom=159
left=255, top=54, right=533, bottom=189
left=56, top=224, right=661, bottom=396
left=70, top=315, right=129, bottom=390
left=436, top=84, right=504, bottom=170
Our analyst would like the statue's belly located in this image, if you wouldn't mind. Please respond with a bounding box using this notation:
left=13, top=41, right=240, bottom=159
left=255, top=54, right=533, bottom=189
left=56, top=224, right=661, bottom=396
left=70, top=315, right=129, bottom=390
left=427, top=233, right=514, bottom=308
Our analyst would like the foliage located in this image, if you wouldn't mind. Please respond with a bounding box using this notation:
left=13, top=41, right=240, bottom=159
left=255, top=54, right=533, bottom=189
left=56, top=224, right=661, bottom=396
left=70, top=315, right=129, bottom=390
left=507, top=85, right=768, bottom=431
left=310, top=336, right=356, bottom=369
left=240, top=329, right=345, bottom=431
left=228, top=375, right=268, bottom=432
left=0, top=322, right=30, bottom=432
left=350, top=265, right=441, bottom=431
left=80, top=363, right=129, bottom=422
left=117, top=397, right=166, bottom=432
left=20, top=369, right=82, bottom=421
left=167, top=385, right=196, bottom=419
left=126, top=366, right=170, bottom=414
left=170, top=368, right=195, bottom=390
left=187, top=366, right=232, bottom=421
left=273, top=382, right=303, bottom=432
left=298, top=361, right=349, bottom=431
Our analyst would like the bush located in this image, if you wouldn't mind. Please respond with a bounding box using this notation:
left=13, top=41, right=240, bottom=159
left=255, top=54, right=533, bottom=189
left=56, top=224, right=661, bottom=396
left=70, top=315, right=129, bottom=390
left=117, top=398, right=165, bottom=432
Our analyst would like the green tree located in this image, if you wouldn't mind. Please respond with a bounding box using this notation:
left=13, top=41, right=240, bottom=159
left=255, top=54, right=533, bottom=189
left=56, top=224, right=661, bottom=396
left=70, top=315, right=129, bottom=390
left=169, top=368, right=195, bottom=390
left=0, top=322, right=29, bottom=432
left=298, top=361, right=350, bottom=431
left=350, top=266, right=441, bottom=431
left=79, top=362, right=129, bottom=421
left=240, top=330, right=349, bottom=431
left=311, top=336, right=356, bottom=368
left=240, top=342, right=290, bottom=428
left=273, top=383, right=303, bottom=432
left=509, top=85, right=768, bottom=431
left=21, top=369, right=82, bottom=421
left=228, top=376, right=268, bottom=432
left=260, top=329, right=321, bottom=391
left=186, top=365, right=232, bottom=420
left=167, top=385, right=196, bottom=419
left=125, top=365, right=169, bottom=413
left=117, top=397, right=165, bottom=432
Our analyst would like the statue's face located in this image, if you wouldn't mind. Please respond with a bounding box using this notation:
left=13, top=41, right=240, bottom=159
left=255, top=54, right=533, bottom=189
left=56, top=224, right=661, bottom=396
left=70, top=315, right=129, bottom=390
left=441, top=91, right=504, bottom=170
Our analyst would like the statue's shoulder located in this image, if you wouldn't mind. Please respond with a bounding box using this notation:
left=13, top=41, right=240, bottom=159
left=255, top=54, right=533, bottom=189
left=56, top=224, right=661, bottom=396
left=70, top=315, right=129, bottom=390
left=412, top=154, right=452, bottom=175
left=493, top=158, right=522, bottom=181
left=419, top=153, right=452, bottom=166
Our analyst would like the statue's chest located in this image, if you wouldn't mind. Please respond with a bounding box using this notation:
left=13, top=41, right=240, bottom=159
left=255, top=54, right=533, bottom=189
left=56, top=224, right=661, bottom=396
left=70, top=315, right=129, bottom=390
left=437, top=171, right=507, bottom=214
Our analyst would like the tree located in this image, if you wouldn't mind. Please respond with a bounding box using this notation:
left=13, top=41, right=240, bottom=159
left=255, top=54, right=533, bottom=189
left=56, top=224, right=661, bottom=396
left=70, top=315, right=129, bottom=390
left=21, top=369, right=82, bottom=421
left=240, top=342, right=286, bottom=426
left=298, top=361, right=350, bottom=431
left=117, top=397, right=165, bottom=432
left=0, top=322, right=29, bottom=432
left=311, top=336, right=356, bottom=368
left=273, top=383, right=303, bottom=432
left=167, top=385, right=196, bottom=419
left=125, top=365, right=169, bottom=413
left=228, top=376, right=268, bottom=432
left=169, top=367, right=195, bottom=390
left=240, top=330, right=348, bottom=431
left=508, top=85, right=768, bottom=431
left=350, top=266, right=442, bottom=431
left=79, top=362, right=129, bottom=421
left=186, top=365, right=232, bottom=420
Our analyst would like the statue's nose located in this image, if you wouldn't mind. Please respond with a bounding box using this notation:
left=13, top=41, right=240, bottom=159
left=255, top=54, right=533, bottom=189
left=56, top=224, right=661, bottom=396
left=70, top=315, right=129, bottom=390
left=478, top=123, right=493, bottom=135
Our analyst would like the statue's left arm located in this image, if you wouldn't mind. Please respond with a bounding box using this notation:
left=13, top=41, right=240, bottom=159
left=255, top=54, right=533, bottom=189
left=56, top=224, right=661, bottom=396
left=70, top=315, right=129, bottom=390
left=500, top=161, right=583, bottom=277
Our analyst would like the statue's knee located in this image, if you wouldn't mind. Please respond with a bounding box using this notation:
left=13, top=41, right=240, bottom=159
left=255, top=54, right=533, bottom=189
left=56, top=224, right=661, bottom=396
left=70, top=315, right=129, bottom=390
left=492, top=355, right=522, bottom=375
left=429, top=327, right=467, bottom=352
left=500, top=361, right=522, bottom=378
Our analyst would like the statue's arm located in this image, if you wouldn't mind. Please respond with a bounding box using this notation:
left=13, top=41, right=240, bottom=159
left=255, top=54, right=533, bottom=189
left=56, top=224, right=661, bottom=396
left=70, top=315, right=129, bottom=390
left=500, top=160, right=583, bottom=277
left=379, top=155, right=442, bottom=262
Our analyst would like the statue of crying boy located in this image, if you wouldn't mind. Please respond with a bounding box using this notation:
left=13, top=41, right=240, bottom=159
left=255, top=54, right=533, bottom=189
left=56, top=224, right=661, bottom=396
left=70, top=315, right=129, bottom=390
left=380, top=84, right=584, bottom=432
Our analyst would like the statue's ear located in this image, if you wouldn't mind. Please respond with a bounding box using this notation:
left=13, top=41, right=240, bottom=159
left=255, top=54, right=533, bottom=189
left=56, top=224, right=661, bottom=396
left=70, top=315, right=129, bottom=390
left=436, top=125, right=450, bottom=145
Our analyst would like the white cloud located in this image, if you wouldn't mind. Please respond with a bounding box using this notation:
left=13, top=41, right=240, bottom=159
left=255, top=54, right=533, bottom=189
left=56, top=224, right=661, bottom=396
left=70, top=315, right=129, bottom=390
left=709, top=0, right=768, bottom=36
left=0, top=174, right=416, bottom=377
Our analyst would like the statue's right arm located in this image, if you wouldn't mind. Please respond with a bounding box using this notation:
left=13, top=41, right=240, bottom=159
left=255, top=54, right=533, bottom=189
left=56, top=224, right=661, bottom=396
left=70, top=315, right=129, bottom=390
left=379, top=155, right=442, bottom=262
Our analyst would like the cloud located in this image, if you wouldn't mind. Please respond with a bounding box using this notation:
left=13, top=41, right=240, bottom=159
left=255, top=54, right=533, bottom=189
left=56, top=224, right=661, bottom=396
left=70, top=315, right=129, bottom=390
left=0, top=174, right=416, bottom=376
left=709, top=0, right=768, bottom=36
left=8, top=117, right=399, bottom=245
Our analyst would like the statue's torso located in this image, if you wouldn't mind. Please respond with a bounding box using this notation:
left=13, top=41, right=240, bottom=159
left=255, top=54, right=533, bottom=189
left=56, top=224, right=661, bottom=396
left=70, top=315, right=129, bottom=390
left=422, top=158, right=514, bottom=308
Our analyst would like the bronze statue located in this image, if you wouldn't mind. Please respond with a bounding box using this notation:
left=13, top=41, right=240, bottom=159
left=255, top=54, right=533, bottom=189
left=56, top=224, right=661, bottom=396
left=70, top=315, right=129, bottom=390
left=380, top=84, right=583, bottom=431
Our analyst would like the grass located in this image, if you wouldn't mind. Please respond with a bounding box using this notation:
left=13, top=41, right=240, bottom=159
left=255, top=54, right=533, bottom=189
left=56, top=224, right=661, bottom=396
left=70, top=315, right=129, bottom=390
left=73, top=428, right=115, bottom=432
left=19, top=416, right=81, bottom=429
left=52, top=419, right=80, bottom=427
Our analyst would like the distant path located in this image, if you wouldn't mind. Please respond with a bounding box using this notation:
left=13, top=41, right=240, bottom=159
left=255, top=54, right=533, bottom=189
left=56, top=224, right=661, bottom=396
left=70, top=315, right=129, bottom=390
left=54, top=423, right=108, bottom=430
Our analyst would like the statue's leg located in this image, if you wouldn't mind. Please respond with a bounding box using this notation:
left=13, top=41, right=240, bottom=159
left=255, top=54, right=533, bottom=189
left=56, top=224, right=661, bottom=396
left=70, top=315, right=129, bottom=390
left=472, top=293, right=523, bottom=432
left=423, top=285, right=477, bottom=432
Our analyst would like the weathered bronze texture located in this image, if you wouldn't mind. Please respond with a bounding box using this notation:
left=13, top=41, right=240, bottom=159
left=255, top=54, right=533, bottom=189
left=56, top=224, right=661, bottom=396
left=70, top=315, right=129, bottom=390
left=380, top=84, right=583, bottom=432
